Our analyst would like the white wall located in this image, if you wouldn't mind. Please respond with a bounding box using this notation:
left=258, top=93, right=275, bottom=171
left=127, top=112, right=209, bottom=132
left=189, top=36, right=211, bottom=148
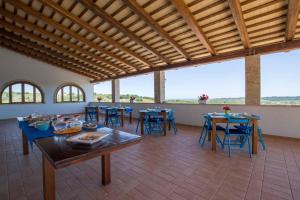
left=90, top=102, right=300, bottom=139
left=0, top=47, right=93, bottom=119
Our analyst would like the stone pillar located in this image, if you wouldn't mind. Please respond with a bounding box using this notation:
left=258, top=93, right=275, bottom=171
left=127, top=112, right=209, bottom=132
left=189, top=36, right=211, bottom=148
left=154, top=71, right=165, bottom=103
left=245, top=55, right=260, bottom=105
left=112, top=79, right=120, bottom=103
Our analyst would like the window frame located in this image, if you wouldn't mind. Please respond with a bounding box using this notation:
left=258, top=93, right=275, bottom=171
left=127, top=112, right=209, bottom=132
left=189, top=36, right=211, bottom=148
left=0, top=80, right=44, bottom=104
left=54, top=83, right=85, bottom=103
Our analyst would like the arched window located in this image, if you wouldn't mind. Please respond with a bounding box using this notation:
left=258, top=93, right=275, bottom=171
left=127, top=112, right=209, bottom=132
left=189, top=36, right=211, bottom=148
left=55, top=83, right=85, bottom=103
left=0, top=81, right=44, bottom=104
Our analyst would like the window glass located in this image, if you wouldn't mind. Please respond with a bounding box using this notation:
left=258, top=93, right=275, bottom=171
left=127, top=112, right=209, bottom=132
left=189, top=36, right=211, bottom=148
left=55, top=84, right=85, bottom=103
left=1, top=87, right=9, bottom=103
left=11, top=83, right=22, bottom=103
left=63, top=86, right=70, bottom=102
left=71, top=86, right=79, bottom=101
left=79, top=90, right=84, bottom=102
left=24, top=84, right=34, bottom=102
left=36, top=89, right=42, bottom=103
left=0, top=81, right=44, bottom=104
left=56, top=89, right=62, bottom=102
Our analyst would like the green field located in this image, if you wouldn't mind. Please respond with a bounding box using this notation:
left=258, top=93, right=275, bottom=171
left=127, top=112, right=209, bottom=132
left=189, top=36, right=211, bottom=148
left=93, top=93, right=300, bottom=105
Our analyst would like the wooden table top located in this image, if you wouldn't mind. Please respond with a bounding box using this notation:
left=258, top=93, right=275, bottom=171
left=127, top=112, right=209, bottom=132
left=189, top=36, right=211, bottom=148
left=35, top=127, right=142, bottom=169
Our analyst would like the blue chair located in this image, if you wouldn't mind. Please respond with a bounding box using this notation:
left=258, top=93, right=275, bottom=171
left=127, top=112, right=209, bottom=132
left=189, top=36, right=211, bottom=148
left=85, top=107, right=98, bottom=123
left=145, top=111, right=165, bottom=134
left=125, top=106, right=133, bottom=123
left=107, top=108, right=121, bottom=127
left=220, top=116, right=252, bottom=157
left=199, top=115, right=225, bottom=146
left=167, top=110, right=177, bottom=134
left=233, top=115, right=266, bottom=150
left=135, top=111, right=150, bottom=134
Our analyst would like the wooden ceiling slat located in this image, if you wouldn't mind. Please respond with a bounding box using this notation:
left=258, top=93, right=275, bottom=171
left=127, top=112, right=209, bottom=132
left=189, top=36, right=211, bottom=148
left=41, top=0, right=153, bottom=68
left=0, top=0, right=298, bottom=82
left=286, top=0, right=300, bottom=41
left=170, top=0, right=215, bottom=55
left=0, top=36, right=99, bottom=79
left=78, top=0, right=170, bottom=64
left=121, top=0, right=190, bottom=60
left=0, top=11, right=117, bottom=76
left=92, top=39, right=300, bottom=82
left=247, top=15, right=286, bottom=29
left=243, top=0, right=284, bottom=15
left=7, top=0, right=137, bottom=73
left=0, top=29, right=106, bottom=79
left=228, top=0, right=250, bottom=48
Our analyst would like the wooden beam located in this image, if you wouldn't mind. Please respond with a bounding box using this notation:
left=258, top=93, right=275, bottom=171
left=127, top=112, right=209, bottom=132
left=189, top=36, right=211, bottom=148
left=7, top=0, right=136, bottom=72
left=79, top=0, right=187, bottom=61
left=0, top=9, right=116, bottom=76
left=92, top=39, right=300, bottom=82
left=0, top=37, right=99, bottom=79
left=286, top=0, right=300, bottom=41
left=0, top=37, right=98, bottom=79
left=0, top=29, right=105, bottom=79
left=170, top=0, right=216, bottom=55
left=228, top=0, right=250, bottom=48
left=40, top=0, right=154, bottom=68
left=78, top=0, right=170, bottom=64
left=121, top=0, right=190, bottom=60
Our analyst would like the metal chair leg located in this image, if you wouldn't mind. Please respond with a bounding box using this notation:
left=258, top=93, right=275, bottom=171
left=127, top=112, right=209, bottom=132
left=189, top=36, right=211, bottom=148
left=258, top=128, right=266, bottom=150
left=201, top=129, right=208, bottom=146
left=247, top=136, right=252, bottom=158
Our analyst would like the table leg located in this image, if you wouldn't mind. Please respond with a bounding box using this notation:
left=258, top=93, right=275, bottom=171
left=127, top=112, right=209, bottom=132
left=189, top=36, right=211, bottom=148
left=163, top=112, right=167, bottom=136
left=96, top=108, right=99, bottom=123
left=85, top=107, right=87, bottom=122
left=140, top=113, right=144, bottom=135
left=252, top=119, right=258, bottom=154
left=105, top=110, right=108, bottom=125
left=208, top=132, right=211, bottom=141
left=101, top=153, right=111, bottom=185
left=43, top=156, right=55, bottom=200
left=22, top=132, right=29, bottom=155
left=168, top=121, right=171, bottom=131
left=211, top=119, right=217, bottom=151
left=121, top=109, right=124, bottom=127
left=129, top=112, right=132, bottom=124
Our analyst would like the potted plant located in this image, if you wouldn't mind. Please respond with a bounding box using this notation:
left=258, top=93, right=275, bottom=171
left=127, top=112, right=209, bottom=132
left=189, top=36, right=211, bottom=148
left=198, top=94, right=209, bottom=104
left=223, top=105, right=231, bottom=114
left=97, top=96, right=102, bottom=102
left=130, top=96, right=136, bottom=103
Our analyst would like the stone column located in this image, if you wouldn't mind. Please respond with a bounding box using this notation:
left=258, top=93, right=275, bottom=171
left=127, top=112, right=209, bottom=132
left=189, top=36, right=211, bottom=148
left=112, top=79, right=120, bottom=103
left=245, top=55, right=260, bottom=105
left=154, top=71, right=165, bottom=103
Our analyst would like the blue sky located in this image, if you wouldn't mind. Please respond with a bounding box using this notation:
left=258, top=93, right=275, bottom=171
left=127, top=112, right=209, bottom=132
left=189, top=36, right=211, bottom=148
left=94, top=49, right=300, bottom=99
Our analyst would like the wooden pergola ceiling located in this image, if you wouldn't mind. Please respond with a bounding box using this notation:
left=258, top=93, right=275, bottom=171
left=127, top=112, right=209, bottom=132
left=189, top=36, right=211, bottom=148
left=0, top=0, right=300, bottom=82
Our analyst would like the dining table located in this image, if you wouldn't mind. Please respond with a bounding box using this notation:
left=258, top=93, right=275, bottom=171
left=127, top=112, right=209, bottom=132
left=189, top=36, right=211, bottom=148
left=207, top=113, right=259, bottom=154
left=103, top=107, right=132, bottom=127
left=17, top=118, right=141, bottom=200
left=139, top=109, right=172, bottom=136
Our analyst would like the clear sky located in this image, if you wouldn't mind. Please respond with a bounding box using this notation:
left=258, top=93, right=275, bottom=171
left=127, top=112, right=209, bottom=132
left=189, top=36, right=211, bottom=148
left=94, top=49, right=300, bottom=99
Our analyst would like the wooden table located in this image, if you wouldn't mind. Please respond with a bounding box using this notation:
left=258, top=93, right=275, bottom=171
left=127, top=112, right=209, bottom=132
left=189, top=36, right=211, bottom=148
left=139, top=110, right=168, bottom=136
left=209, top=114, right=259, bottom=154
left=35, top=127, right=141, bottom=200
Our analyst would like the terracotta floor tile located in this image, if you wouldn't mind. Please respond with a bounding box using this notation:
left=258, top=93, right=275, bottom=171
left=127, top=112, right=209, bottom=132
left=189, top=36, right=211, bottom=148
left=1, top=118, right=300, bottom=200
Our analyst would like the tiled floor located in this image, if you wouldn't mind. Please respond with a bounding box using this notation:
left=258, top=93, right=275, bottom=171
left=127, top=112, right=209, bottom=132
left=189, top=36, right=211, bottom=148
left=0, top=118, right=300, bottom=200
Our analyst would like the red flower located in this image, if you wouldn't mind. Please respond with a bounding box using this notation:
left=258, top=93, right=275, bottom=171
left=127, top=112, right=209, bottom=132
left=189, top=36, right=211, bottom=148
left=223, top=105, right=231, bottom=110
